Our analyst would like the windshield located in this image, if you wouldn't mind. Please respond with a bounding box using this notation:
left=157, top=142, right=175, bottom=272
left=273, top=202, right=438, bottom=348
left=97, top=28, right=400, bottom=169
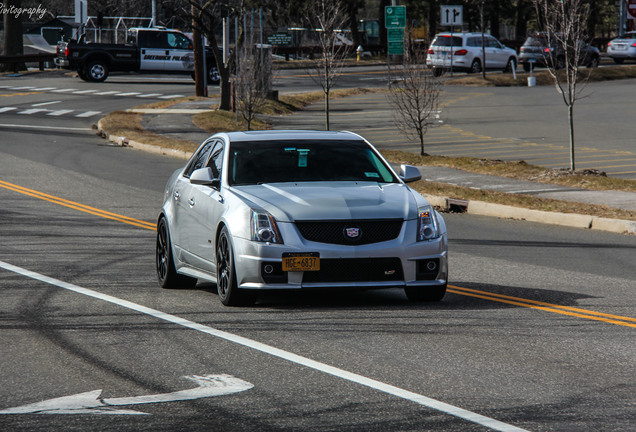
left=229, top=140, right=398, bottom=185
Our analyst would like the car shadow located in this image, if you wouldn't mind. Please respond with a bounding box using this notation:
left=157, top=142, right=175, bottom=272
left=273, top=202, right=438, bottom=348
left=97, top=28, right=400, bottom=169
left=194, top=281, right=596, bottom=312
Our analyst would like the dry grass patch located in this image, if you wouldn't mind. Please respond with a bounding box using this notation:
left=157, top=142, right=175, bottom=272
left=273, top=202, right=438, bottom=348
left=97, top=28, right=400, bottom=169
left=381, top=150, right=636, bottom=193
left=410, top=180, right=636, bottom=221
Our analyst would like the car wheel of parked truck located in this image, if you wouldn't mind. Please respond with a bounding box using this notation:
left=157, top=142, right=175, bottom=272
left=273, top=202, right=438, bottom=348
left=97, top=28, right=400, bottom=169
left=86, top=59, right=109, bottom=82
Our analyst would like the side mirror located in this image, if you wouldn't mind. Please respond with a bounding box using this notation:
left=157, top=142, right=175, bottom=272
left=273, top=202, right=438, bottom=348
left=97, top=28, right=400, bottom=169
left=399, top=164, right=422, bottom=183
left=190, top=167, right=220, bottom=188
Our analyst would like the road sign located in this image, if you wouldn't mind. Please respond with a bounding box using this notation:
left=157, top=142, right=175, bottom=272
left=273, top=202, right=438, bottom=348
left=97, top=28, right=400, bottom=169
left=267, top=33, right=292, bottom=46
left=385, top=5, right=406, bottom=29
left=387, top=28, right=404, bottom=55
left=441, top=5, right=463, bottom=26
left=628, top=0, right=636, bottom=20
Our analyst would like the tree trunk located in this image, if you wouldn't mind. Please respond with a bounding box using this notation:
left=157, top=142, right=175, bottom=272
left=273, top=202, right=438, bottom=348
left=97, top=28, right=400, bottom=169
left=325, top=91, right=330, bottom=131
left=192, top=5, right=205, bottom=97
left=568, top=104, right=575, bottom=170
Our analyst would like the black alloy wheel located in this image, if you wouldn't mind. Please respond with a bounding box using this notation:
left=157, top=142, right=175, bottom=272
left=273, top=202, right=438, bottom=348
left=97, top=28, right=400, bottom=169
left=216, top=227, right=255, bottom=306
left=156, top=217, right=197, bottom=289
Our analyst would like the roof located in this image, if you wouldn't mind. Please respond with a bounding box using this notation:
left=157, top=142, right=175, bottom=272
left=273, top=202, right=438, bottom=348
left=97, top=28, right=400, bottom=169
left=219, top=130, right=365, bottom=143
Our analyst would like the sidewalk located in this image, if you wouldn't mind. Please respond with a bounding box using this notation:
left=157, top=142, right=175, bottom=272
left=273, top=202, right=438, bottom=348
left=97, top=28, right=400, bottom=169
left=99, top=94, right=636, bottom=235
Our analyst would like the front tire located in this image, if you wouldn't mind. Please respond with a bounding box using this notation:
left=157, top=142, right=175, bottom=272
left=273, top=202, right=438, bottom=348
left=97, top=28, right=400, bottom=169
left=156, top=217, right=197, bottom=289
left=216, top=227, right=256, bottom=306
left=207, top=66, right=220, bottom=85
left=503, top=57, right=516, bottom=73
left=405, top=285, right=447, bottom=302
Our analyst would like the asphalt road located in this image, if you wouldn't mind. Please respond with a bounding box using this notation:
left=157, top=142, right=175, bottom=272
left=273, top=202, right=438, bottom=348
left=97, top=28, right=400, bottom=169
left=1, top=71, right=635, bottom=431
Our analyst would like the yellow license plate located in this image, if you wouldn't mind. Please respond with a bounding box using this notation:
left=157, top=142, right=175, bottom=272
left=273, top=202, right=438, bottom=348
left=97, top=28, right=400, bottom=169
left=282, top=253, right=320, bottom=272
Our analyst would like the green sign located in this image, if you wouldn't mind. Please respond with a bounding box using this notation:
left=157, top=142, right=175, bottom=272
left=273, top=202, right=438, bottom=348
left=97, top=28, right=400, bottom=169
left=267, top=33, right=292, bottom=46
left=388, top=40, right=404, bottom=55
left=385, top=5, right=406, bottom=29
left=387, top=27, right=404, bottom=55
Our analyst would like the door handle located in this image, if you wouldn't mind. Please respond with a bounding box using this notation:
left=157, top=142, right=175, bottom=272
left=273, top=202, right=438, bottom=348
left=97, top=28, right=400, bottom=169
left=174, top=190, right=180, bottom=200
left=188, top=198, right=195, bottom=207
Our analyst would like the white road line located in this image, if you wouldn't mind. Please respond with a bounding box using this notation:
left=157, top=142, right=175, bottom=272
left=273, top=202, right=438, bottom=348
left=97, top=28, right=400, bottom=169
left=17, top=108, right=49, bottom=115
left=0, top=107, right=17, bottom=113
left=0, top=124, right=92, bottom=131
left=0, top=259, right=529, bottom=432
left=136, top=93, right=163, bottom=98
left=47, top=109, right=74, bottom=116
left=31, top=87, right=57, bottom=91
left=158, top=94, right=185, bottom=99
left=51, top=88, right=77, bottom=93
left=93, top=90, right=120, bottom=95
left=9, top=86, right=35, bottom=90
left=31, top=101, right=62, bottom=107
left=72, top=89, right=98, bottom=94
left=115, top=92, right=142, bottom=96
left=75, top=111, right=102, bottom=118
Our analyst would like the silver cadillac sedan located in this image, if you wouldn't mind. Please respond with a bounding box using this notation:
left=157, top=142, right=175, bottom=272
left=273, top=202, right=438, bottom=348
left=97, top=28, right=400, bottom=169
left=156, top=130, right=448, bottom=306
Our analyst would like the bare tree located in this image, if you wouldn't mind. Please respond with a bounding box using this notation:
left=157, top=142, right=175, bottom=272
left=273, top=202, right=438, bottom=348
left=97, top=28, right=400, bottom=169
left=387, top=36, right=443, bottom=156
left=235, top=27, right=270, bottom=130
left=306, top=0, right=351, bottom=131
left=534, top=0, right=592, bottom=171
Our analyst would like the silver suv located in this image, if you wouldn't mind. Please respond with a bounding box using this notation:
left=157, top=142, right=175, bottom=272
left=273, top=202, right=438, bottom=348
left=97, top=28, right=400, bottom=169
left=426, top=32, right=518, bottom=77
left=607, top=31, right=636, bottom=64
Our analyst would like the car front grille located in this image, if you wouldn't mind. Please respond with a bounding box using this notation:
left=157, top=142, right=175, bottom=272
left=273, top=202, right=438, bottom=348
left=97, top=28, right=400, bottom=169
left=302, top=258, right=403, bottom=283
left=295, top=219, right=403, bottom=245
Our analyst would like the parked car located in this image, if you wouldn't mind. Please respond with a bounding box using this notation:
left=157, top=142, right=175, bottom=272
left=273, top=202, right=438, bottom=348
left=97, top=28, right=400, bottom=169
left=607, top=31, right=636, bottom=64
left=156, top=130, right=448, bottom=306
left=519, top=32, right=600, bottom=71
left=426, top=32, right=518, bottom=77
left=56, top=27, right=220, bottom=83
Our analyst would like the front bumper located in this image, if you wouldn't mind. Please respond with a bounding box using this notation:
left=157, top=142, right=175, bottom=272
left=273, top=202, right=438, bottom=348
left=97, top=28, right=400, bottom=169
left=231, top=219, right=448, bottom=290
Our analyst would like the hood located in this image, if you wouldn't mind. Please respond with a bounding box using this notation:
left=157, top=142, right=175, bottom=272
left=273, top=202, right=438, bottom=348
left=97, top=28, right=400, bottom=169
left=231, top=182, right=419, bottom=222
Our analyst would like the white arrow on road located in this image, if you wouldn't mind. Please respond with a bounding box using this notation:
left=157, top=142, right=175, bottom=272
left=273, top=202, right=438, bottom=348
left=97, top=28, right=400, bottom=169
left=0, top=374, right=253, bottom=415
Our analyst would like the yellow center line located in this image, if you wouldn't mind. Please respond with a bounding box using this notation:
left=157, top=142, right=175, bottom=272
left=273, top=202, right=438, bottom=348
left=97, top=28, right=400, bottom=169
left=448, top=285, right=636, bottom=328
left=3, top=179, right=634, bottom=328
left=0, top=179, right=156, bottom=231
left=0, top=91, right=43, bottom=97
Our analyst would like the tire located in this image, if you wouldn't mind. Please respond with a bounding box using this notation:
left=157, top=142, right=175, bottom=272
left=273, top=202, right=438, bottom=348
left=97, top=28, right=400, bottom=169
left=405, top=285, right=447, bottom=302
left=207, top=66, right=221, bottom=85
left=522, top=62, right=531, bottom=72
left=612, top=58, right=624, bottom=64
left=587, top=56, right=599, bottom=68
left=469, top=59, right=482, bottom=74
left=555, top=56, right=565, bottom=70
left=77, top=68, right=90, bottom=81
left=216, top=226, right=256, bottom=306
left=156, top=217, right=197, bottom=289
left=86, top=59, right=109, bottom=82
left=503, top=57, right=516, bottom=73
left=432, top=67, right=444, bottom=77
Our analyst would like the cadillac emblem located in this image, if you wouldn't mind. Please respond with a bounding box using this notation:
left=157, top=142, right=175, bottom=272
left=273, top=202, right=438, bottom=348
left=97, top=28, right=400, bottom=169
left=344, top=227, right=361, bottom=239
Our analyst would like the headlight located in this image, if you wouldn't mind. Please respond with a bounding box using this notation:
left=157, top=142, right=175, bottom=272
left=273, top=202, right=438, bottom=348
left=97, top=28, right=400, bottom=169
left=417, top=205, right=440, bottom=241
left=250, top=210, right=283, bottom=244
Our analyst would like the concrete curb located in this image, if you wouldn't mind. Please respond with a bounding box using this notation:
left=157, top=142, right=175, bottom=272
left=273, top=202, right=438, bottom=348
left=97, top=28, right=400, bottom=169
left=97, top=119, right=193, bottom=160
left=428, top=197, right=635, bottom=236
left=96, top=121, right=635, bottom=236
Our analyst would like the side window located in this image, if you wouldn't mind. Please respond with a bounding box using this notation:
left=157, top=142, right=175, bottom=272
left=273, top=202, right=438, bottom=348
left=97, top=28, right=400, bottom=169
left=487, top=38, right=502, bottom=49
left=467, top=37, right=480, bottom=47
left=206, top=141, right=224, bottom=179
left=184, top=142, right=213, bottom=178
left=167, top=33, right=192, bottom=50
left=140, top=31, right=166, bottom=49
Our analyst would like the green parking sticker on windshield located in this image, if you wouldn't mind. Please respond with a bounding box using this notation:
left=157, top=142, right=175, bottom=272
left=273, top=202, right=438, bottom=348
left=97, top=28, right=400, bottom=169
left=365, top=172, right=380, bottom=178
left=298, top=149, right=309, bottom=167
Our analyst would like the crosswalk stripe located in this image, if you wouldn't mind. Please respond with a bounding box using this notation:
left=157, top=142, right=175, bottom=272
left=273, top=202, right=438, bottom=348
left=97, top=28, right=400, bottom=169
left=75, top=111, right=101, bottom=117
left=158, top=94, right=184, bottom=99
left=17, top=108, right=49, bottom=115
left=72, top=89, right=98, bottom=94
left=51, top=88, right=77, bottom=93
left=136, top=93, right=163, bottom=98
left=0, top=107, right=17, bottom=113
left=9, top=86, right=35, bottom=90
left=115, top=92, right=142, bottom=96
left=93, top=91, right=120, bottom=95
left=31, top=87, right=57, bottom=91
left=47, top=109, right=74, bottom=116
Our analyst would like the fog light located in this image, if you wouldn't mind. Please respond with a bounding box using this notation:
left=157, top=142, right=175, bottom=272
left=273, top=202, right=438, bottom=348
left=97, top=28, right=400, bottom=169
left=263, top=264, right=274, bottom=274
left=427, top=261, right=437, bottom=271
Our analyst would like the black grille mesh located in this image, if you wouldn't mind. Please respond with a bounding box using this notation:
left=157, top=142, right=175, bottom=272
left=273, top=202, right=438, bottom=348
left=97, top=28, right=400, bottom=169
left=295, top=220, right=403, bottom=245
left=302, top=258, right=403, bottom=283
